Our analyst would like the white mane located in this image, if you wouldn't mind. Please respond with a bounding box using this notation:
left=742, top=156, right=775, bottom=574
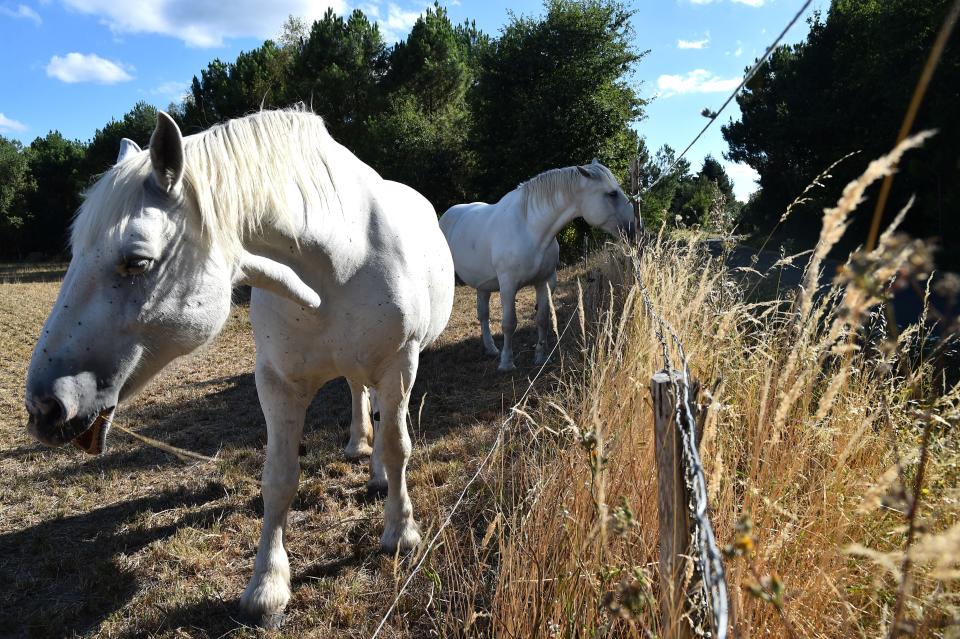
left=72, top=109, right=341, bottom=261
left=518, top=163, right=617, bottom=211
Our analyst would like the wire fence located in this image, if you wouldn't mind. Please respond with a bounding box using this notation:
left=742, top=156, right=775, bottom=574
left=370, top=2, right=826, bottom=634
left=370, top=306, right=580, bottom=639
left=638, top=270, right=729, bottom=638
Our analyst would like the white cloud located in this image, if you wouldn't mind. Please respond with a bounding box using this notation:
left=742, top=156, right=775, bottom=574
left=657, top=69, right=741, bottom=97
left=678, top=37, right=709, bottom=50
left=61, top=0, right=347, bottom=47
left=46, top=52, right=134, bottom=84
left=150, top=80, right=190, bottom=102
left=379, top=3, right=422, bottom=44
left=0, top=112, right=28, bottom=133
left=723, top=161, right=760, bottom=201
left=734, top=43, right=743, bottom=57
left=0, top=3, right=41, bottom=24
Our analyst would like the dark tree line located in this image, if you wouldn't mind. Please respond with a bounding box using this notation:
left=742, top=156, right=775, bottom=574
left=722, top=0, right=959, bottom=268
left=0, top=0, right=657, bottom=260
left=4, top=0, right=953, bottom=267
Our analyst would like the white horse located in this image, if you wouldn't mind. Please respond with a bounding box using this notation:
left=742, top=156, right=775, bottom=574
left=23, top=109, right=454, bottom=628
left=439, top=161, right=637, bottom=371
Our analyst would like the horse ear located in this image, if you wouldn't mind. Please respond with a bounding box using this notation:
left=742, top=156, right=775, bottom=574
left=116, top=138, right=141, bottom=164
left=149, top=111, right=184, bottom=192
left=577, top=165, right=594, bottom=179
left=591, top=158, right=599, bottom=165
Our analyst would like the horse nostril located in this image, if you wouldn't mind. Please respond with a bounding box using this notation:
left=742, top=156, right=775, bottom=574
left=26, top=395, right=65, bottom=424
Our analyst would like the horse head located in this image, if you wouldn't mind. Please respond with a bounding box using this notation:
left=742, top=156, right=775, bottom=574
left=576, top=159, right=639, bottom=241
left=24, top=112, right=319, bottom=454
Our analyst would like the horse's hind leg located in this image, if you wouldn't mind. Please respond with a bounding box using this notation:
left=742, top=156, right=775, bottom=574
left=477, top=290, right=499, bottom=356
left=375, top=343, right=422, bottom=553
left=345, top=379, right=373, bottom=460
left=533, top=279, right=554, bottom=366
left=240, top=364, right=313, bottom=629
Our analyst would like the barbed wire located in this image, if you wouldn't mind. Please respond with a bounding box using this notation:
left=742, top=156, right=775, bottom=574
left=370, top=302, right=580, bottom=638
left=636, top=265, right=729, bottom=638
left=638, top=0, right=815, bottom=197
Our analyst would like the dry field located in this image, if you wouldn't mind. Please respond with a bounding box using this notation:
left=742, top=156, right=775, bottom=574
left=2, top=140, right=959, bottom=639
left=0, top=261, right=579, bottom=638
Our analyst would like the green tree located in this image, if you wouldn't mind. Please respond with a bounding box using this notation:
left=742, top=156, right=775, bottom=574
left=179, top=41, right=294, bottom=132
left=0, top=136, right=36, bottom=257
left=23, top=132, right=86, bottom=255
left=292, top=9, right=388, bottom=143
left=83, top=101, right=158, bottom=178
left=472, top=0, right=645, bottom=200
left=722, top=1, right=959, bottom=265
left=387, top=4, right=470, bottom=114
left=364, top=4, right=478, bottom=211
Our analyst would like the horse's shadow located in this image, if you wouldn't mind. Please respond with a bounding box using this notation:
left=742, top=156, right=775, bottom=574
left=0, top=482, right=249, bottom=638
left=1, top=287, right=581, bottom=636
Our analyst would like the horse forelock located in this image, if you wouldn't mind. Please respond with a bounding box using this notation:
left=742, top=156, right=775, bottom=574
left=71, top=108, right=338, bottom=262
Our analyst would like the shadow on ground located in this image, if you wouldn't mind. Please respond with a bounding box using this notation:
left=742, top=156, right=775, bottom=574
left=0, top=286, right=581, bottom=637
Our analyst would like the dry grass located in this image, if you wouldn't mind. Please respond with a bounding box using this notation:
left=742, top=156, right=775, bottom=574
left=1, top=139, right=957, bottom=638
left=0, top=260, right=582, bottom=638
left=418, top=142, right=959, bottom=637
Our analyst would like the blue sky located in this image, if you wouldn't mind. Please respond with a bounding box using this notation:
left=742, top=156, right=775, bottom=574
left=0, top=0, right=826, bottom=200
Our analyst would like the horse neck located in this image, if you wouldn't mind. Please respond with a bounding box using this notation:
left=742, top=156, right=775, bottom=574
left=524, top=190, right=584, bottom=249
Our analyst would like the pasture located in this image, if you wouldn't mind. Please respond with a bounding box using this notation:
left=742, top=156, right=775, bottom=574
left=0, top=261, right=574, bottom=637
left=2, top=193, right=958, bottom=638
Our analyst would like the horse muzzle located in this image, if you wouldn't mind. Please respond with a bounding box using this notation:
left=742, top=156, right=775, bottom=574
left=26, top=396, right=115, bottom=455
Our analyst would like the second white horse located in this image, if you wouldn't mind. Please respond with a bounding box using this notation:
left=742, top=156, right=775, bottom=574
left=439, top=161, right=637, bottom=370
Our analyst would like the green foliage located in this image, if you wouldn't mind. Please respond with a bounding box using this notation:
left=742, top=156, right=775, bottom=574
left=291, top=9, right=387, bottom=143
left=83, top=101, right=158, bottom=178
left=178, top=41, right=293, bottom=132
left=0, top=137, right=35, bottom=254
left=722, top=0, right=960, bottom=266
left=637, top=145, right=739, bottom=233
left=471, top=0, right=645, bottom=260
left=473, top=0, right=645, bottom=199
left=363, top=4, right=477, bottom=210
left=0, top=0, right=647, bottom=261
left=23, top=132, right=86, bottom=256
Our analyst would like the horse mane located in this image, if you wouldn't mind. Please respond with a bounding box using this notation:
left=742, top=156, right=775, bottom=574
left=518, top=163, right=616, bottom=211
left=71, top=108, right=339, bottom=261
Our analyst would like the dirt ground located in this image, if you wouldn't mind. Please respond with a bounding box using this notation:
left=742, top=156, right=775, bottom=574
left=0, top=262, right=579, bottom=638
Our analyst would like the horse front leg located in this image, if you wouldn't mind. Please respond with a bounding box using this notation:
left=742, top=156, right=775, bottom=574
left=344, top=378, right=373, bottom=460
left=376, top=343, right=421, bottom=553
left=240, top=364, right=312, bottom=629
left=498, top=280, right=519, bottom=372
left=477, top=290, right=499, bottom=356
left=533, top=279, right=554, bottom=366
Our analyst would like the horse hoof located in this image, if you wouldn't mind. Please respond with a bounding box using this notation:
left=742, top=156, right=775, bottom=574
left=497, top=362, right=517, bottom=372
left=259, top=612, right=286, bottom=631
left=344, top=442, right=373, bottom=461
left=380, top=523, right=421, bottom=554
left=237, top=606, right=286, bottom=630
left=366, top=479, right=388, bottom=497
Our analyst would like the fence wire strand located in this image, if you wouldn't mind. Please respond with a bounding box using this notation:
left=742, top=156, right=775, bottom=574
left=370, top=305, right=579, bottom=638
left=640, top=0, right=815, bottom=196
left=637, top=265, right=729, bottom=638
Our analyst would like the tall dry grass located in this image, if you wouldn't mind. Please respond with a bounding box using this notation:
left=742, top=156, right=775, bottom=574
left=423, top=135, right=959, bottom=638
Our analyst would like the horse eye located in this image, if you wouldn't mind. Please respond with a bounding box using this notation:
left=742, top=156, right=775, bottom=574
left=118, top=257, right=154, bottom=276
left=606, top=191, right=619, bottom=198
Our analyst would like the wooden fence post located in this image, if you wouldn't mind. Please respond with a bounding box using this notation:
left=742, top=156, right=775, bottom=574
left=651, top=369, right=702, bottom=639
